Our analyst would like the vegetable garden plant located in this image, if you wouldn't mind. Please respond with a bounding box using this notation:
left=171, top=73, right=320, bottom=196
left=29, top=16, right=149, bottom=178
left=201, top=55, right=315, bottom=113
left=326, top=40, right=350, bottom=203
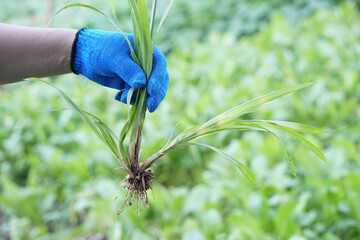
left=29, top=0, right=333, bottom=214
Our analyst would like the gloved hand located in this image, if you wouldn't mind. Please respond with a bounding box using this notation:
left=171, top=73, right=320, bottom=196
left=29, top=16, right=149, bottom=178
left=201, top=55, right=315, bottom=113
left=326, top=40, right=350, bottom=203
left=70, top=28, right=169, bottom=113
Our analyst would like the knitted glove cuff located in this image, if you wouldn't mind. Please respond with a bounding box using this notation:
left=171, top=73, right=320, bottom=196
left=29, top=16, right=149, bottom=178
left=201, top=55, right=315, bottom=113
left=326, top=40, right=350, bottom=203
left=70, top=28, right=85, bottom=74
left=70, top=28, right=107, bottom=76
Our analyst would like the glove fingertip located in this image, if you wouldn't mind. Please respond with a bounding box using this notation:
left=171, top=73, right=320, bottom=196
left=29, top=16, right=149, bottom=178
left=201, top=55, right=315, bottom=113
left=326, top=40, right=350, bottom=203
left=131, top=73, right=147, bottom=89
left=116, top=59, right=146, bottom=89
left=147, top=92, right=167, bottom=113
left=148, top=71, right=169, bottom=97
left=120, top=91, right=128, bottom=104
left=115, top=91, right=122, bottom=101
left=147, top=97, right=158, bottom=113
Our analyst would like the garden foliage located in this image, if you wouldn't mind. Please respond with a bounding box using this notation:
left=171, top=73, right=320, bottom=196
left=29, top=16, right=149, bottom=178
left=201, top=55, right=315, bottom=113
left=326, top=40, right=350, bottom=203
left=0, top=1, right=359, bottom=239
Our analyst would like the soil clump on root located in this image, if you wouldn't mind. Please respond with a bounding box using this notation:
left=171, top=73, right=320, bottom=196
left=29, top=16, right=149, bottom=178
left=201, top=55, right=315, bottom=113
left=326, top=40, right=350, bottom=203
left=118, top=169, right=154, bottom=215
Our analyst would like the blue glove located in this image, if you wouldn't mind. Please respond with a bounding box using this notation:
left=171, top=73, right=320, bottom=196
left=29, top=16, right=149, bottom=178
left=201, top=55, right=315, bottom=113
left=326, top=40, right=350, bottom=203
left=71, top=28, right=169, bottom=113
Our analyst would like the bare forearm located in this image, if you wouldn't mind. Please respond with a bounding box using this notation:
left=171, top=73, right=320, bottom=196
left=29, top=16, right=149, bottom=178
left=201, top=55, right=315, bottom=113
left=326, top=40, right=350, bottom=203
left=0, top=23, right=77, bottom=84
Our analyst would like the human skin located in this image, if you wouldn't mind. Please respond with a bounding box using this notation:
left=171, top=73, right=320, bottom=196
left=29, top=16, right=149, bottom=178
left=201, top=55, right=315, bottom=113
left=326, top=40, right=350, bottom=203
left=0, top=23, right=77, bottom=84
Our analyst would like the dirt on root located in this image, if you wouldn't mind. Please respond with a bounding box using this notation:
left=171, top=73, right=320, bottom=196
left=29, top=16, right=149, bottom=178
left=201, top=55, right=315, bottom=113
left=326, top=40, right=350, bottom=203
left=117, top=169, right=154, bottom=215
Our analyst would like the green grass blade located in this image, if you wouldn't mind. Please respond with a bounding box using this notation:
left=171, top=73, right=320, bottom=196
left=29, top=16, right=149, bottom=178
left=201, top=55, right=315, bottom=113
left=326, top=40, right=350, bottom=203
left=286, top=149, right=296, bottom=176
left=119, top=91, right=146, bottom=149
left=239, top=121, right=297, bottom=176
left=27, top=78, right=102, bottom=139
left=254, top=120, right=335, bottom=134
left=127, top=88, right=135, bottom=106
left=94, top=121, right=130, bottom=172
left=110, top=0, right=122, bottom=27
left=50, top=3, right=139, bottom=64
left=128, top=0, right=144, bottom=62
left=36, top=107, right=72, bottom=112
left=38, top=107, right=120, bottom=144
left=188, top=143, right=256, bottom=183
left=153, top=0, right=175, bottom=46
left=142, top=83, right=317, bottom=170
left=81, top=112, right=123, bottom=160
left=120, top=110, right=137, bottom=142
left=199, top=83, right=313, bottom=131
left=172, top=126, right=255, bottom=144
left=96, top=122, right=119, bottom=157
left=27, top=78, right=131, bottom=172
left=246, top=121, right=328, bottom=164
left=50, top=3, right=117, bottom=31
left=173, top=83, right=313, bottom=144
left=123, top=0, right=154, bottom=169
left=163, top=123, right=179, bottom=149
left=137, top=0, right=153, bottom=76
left=150, top=0, right=157, bottom=39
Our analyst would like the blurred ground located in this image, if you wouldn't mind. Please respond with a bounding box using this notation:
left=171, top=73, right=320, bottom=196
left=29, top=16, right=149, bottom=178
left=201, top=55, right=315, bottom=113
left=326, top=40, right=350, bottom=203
left=0, top=0, right=359, bottom=239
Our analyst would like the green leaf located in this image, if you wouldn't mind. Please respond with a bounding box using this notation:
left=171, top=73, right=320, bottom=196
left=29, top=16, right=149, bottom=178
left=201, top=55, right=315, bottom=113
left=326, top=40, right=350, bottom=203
left=110, top=0, right=121, bottom=26
left=150, top=0, right=157, bottom=39
left=286, top=149, right=296, bottom=177
left=50, top=3, right=139, bottom=64
left=27, top=78, right=102, bottom=139
left=142, top=83, right=328, bottom=172
left=137, top=0, right=153, bottom=76
left=163, top=123, right=179, bottom=149
left=239, top=121, right=297, bottom=176
left=246, top=121, right=328, bottom=164
left=171, top=83, right=313, bottom=147
left=27, top=78, right=131, bottom=172
left=37, top=107, right=120, bottom=147
left=128, top=0, right=145, bottom=63
left=254, top=120, right=335, bottom=134
left=153, top=0, right=175, bottom=46
left=199, top=82, right=313, bottom=131
left=188, top=143, right=256, bottom=183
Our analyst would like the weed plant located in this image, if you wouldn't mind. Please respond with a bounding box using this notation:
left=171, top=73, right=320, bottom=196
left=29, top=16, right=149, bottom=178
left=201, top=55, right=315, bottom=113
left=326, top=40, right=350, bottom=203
left=30, top=0, right=332, bottom=214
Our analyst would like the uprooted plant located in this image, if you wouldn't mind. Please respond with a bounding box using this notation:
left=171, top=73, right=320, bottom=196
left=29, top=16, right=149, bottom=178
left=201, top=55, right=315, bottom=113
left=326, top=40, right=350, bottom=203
left=29, top=0, right=334, bottom=214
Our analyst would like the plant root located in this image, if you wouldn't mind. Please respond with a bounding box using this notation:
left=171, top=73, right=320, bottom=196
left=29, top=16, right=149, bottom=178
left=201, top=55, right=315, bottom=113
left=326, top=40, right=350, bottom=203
left=117, top=169, right=154, bottom=215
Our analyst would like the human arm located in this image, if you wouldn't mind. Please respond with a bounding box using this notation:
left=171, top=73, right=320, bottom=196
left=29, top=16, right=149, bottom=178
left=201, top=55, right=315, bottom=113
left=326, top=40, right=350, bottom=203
left=0, top=23, right=76, bottom=84
left=0, top=24, right=169, bottom=112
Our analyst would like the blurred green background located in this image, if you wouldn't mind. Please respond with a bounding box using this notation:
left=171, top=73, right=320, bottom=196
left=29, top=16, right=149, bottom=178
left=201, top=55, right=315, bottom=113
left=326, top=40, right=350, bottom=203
left=1, top=0, right=360, bottom=239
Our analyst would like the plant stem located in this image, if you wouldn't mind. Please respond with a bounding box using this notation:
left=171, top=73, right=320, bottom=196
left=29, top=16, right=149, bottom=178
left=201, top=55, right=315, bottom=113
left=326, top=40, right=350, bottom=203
left=129, top=88, right=147, bottom=172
